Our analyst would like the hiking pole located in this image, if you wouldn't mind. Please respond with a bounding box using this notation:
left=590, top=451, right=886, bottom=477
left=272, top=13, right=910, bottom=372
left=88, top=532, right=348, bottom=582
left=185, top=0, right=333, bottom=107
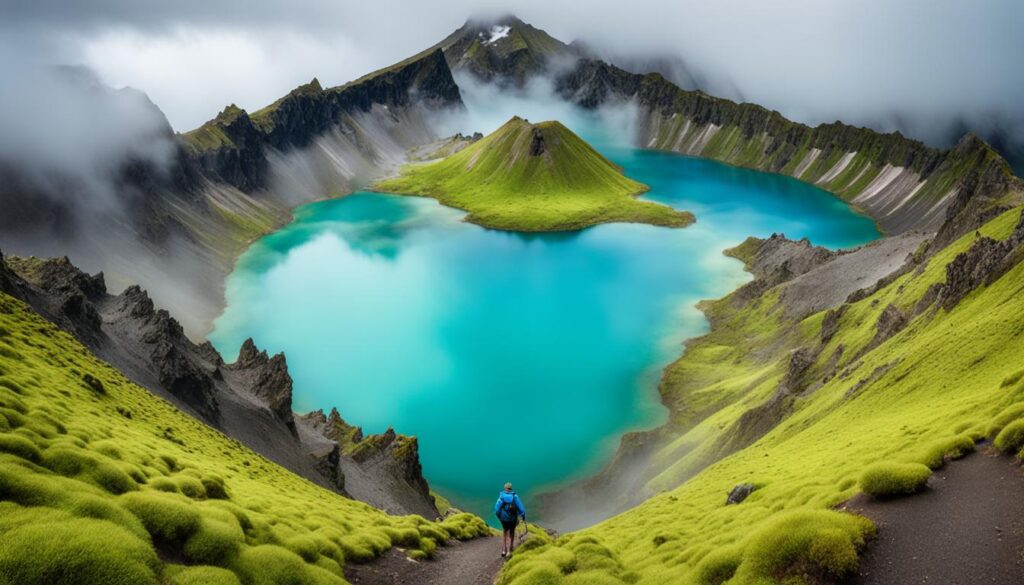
left=518, top=518, right=529, bottom=545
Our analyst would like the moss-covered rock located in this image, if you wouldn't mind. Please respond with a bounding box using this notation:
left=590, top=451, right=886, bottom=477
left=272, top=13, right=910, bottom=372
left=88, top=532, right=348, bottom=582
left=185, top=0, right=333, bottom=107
left=860, top=462, right=932, bottom=496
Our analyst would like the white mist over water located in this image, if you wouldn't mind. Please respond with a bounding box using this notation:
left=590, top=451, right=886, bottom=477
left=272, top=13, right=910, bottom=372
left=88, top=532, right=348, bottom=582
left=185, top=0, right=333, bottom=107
left=435, top=73, right=641, bottom=150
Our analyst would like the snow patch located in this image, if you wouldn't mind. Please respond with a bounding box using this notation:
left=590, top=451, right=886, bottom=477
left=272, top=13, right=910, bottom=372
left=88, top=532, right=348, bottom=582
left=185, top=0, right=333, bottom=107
left=483, top=25, right=511, bottom=45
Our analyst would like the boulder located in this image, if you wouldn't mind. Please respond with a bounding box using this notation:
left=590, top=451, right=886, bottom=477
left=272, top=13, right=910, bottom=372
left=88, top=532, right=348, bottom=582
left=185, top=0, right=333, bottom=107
left=726, top=483, right=756, bottom=505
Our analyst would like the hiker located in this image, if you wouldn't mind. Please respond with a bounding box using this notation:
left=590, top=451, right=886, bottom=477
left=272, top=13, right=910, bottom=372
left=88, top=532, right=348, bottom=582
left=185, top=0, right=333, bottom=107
left=494, top=482, right=526, bottom=557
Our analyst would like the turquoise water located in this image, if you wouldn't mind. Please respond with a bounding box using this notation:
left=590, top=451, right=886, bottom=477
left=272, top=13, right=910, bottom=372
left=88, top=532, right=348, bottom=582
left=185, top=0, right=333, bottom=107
left=210, top=139, right=879, bottom=521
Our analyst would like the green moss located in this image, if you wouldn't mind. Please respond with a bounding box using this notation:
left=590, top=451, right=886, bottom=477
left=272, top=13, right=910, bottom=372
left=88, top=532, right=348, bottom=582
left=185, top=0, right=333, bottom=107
left=987, top=403, right=1024, bottom=437
left=382, top=526, right=421, bottom=548
left=993, top=419, right=1024, bottom=453
left=8, top=295, right=468, bottom=585
left=67, top=494, right=149, bottom=539
left=732, top=510, right=873, bottom=583
left=231, top=545, right=346, bottom=585
left=417, top=522, right=449, bottom=544
left=0, top=433, right=41, bottom=462
left=1000, top=369, right=1024, bottom=388
left=0, top=389, right=27, bottom=413
left=692, top=546, right=741, bottom=585
left=174, top=475, right=207, bottom=499
left=418, top=536, right=437, bottom=558
left=149, top=476, right=179, bottom=493
left=201, top=475, right=230, bottom=499
left=167, top=566, right=242, bottom=585
left=35, top=445, right=136, bottom=495
left=375, top=117, right=693, bottom=232
left=916, top=434, right=975, bottom=469
left=184, top=518, right=244, bottom=564
left=503, top=560, right=564, bottom=585
left=438, top=512, right=492, bottom=540
left=860, top=462, right=932, bottom=496
left=0, top=518, right=159, bottom=585
left=121, top=491, right=202, bottom=545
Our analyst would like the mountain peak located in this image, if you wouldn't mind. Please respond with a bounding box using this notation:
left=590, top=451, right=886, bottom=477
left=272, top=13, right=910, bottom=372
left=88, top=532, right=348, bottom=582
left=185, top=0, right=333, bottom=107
left=462, top=13, right=524, bottom=29
left=435, top=15, right=574, bottom=86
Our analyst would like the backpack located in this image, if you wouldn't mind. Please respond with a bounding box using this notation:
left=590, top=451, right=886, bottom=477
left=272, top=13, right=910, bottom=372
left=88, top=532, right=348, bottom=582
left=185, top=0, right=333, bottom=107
left=498, top=493, right=518, bottom=522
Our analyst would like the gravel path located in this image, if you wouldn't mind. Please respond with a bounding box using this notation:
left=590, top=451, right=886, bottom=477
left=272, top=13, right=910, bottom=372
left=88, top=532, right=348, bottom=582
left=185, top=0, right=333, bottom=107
left=345, top=536, right=504, bottom=585
left=848, top=449, right=1024, bottom=584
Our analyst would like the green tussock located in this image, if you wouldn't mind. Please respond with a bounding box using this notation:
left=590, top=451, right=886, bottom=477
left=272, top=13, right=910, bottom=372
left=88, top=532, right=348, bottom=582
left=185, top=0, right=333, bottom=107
left=374, top=117, right=693, bottom=232
left=915, top=434, right=976, bottom=470
left=859, top=463, right=932, bottom=497
left=505, top=206, right=1024, bottom=584
left=0, top=292, right=490, bottom=584
left=987, top=403, right=1024, bottom=438
left=994, top=419, right=1024, bottom=453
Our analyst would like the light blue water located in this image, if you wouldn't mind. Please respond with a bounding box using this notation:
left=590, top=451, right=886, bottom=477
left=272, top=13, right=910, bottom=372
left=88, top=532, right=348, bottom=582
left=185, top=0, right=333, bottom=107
left=210, top=132, right=879, bottom=521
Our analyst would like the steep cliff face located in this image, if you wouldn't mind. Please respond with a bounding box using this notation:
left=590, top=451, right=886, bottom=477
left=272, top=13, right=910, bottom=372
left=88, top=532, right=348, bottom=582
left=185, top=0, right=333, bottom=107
left=556, top=60, right=1023, bottom=237
left=0, top=251, right=440, bottom=517
left=298, top=408, right=439, bottom=519
left=182, top=49, right=462, bottom=194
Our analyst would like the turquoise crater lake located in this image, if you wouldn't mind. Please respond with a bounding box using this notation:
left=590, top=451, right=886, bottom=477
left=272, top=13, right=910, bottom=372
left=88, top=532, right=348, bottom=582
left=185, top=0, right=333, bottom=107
left=210, top=140, right=879, bottom=520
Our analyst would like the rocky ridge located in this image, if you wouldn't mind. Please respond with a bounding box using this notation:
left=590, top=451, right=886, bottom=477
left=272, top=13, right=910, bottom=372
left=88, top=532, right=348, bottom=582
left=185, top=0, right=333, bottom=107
left=1, top=49, right=465, bottom=338
left=0, top=251, right=439, bottom=517
left=540, top=199, right=1024, bottom=531
left=536, top=229, right=930, bottom=529
left=183, top=49, right=462, bottom=193
left=553, top=60, right=1023, bottom=238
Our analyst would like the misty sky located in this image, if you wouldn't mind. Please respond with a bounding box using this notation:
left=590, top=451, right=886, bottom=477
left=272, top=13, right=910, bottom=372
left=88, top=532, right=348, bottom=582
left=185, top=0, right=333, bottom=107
left=2, top=0, right=1022, bottom=150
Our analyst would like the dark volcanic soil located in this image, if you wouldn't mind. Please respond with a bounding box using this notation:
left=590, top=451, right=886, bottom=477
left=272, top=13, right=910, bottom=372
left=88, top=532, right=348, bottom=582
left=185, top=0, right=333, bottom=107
left=848, top=449, right=1024, bottom=585
left=345, top=536, right=503, bottom=585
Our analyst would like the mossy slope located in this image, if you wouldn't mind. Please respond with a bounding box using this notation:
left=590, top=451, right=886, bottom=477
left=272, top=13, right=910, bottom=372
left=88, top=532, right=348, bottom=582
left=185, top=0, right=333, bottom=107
left=374, top=116, right=693, bottom=231
left=501, top=207, right=1024, bottom=584
left=0, top=293, right=490, bottom=585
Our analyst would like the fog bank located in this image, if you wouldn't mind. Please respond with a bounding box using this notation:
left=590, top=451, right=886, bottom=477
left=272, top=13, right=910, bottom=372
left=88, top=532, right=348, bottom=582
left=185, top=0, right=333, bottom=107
left=2, top=0, right=1019, bottom=170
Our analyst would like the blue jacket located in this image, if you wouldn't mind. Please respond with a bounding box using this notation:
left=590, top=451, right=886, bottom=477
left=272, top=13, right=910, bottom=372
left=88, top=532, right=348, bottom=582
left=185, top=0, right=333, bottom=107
left=494, top=491, right=526, bottom=522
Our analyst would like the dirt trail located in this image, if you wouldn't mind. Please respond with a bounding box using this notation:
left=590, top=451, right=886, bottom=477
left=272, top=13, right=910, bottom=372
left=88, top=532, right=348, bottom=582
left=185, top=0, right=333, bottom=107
left=848, top=449, right=1024, bottom=585
left=345, top=536, right=504, bottom=585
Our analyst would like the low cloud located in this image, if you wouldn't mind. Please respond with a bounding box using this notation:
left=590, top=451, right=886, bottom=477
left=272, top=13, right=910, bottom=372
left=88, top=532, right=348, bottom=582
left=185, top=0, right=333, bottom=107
left=3, top=0, right=1021, bottom=169
left=0, top=63, right=175, bottom=213
left=435, top=73, right=641, bottom=151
